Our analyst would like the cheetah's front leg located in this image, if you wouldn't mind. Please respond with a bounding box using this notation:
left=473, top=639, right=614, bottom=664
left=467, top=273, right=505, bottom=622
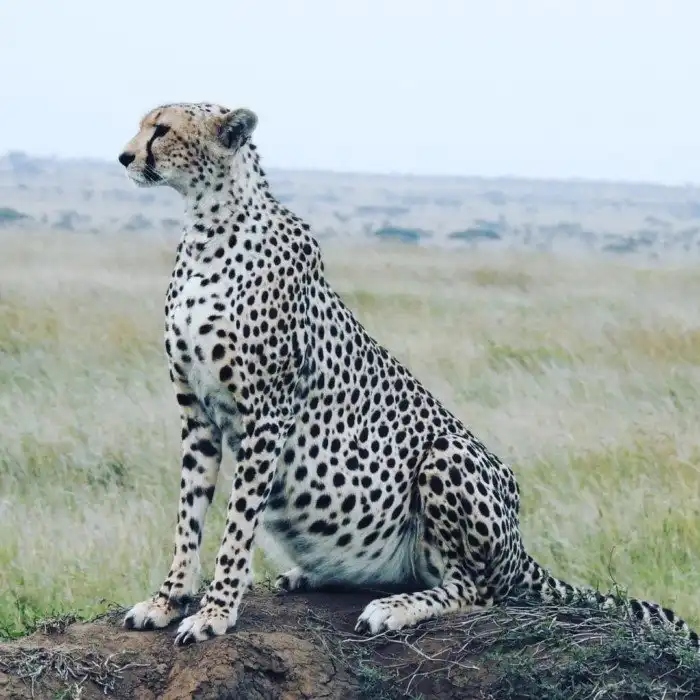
left=174, top=416, right=289, bottom=645
left=124, top=382, right=222, bottom=631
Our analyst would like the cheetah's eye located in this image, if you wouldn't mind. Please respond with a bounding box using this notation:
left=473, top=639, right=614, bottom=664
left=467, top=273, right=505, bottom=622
left=153, top=124, right=171, bottom=138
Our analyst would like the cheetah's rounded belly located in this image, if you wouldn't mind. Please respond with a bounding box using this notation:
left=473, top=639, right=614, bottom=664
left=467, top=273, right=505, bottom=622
left=260, top=455, right=431, bottom=588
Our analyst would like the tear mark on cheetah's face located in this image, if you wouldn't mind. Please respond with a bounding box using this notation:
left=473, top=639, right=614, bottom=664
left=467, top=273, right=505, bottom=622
left=117, top=102, right=258, bottom=193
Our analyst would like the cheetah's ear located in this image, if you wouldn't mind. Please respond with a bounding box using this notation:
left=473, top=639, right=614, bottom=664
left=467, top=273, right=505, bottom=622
left=216, top=108, right=258, bottom=150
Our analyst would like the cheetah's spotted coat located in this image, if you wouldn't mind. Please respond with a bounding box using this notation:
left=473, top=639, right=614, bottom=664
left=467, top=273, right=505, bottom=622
left=117, top=102, right=698, bottom=648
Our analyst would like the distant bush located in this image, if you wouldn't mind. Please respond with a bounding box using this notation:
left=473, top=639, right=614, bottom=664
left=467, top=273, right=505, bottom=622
left=356, top=205, right=410, bottom=218
left=483, top=189, right=507, bottom=206
left=602, top=232, right=656, bottom=255
left=448, top=228, right=501, bottom=243
left=602, top=239, right=643, bottom=254
left=160, top=217, right=181, bottom=230
left=122, top=214, right=153, bottom=232
left=433, top=197, right=463, bottom=207
left=373, top=226, right=425, bottom=244
left=6, top=151, right=42, bottom=176
left=0, top=207, right=30, bottom=226
left=53, top=210, right=90, bottom=231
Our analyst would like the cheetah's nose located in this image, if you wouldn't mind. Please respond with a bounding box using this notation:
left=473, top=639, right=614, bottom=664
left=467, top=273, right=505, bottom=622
left=118, top=152, right=135, bottom=167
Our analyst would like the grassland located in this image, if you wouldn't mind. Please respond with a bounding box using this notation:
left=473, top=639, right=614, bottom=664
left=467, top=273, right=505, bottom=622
left=1, top=230, right=699, bottom=641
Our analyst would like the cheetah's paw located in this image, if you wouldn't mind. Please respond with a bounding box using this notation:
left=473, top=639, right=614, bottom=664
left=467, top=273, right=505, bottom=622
left=275, top=567, right=311, bottom=593
left=123, top=596, right=188, bottom=631
left=355, top=598, right=417, bottom=635
left=174, top=605, right=236, bottom=646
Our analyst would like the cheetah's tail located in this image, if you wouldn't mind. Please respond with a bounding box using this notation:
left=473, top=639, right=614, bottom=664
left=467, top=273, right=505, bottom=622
left=513, top=553, right=699, bottom=652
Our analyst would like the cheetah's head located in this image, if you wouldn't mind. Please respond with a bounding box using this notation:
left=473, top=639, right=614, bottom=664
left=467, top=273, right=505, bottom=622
left=117, top=102, right=258, bottom=193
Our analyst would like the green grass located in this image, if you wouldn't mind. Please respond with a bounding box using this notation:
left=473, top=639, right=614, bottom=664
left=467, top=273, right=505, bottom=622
left=1, top=232, right=700, bottom=638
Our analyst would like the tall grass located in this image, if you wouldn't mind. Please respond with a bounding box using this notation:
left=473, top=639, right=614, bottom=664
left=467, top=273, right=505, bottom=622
left=1, top=231, right=699, bottom=637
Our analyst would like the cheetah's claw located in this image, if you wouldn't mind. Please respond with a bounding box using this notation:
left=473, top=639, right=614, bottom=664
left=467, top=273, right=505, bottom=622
left=174, top=606, right=235, bottom=646
left=355, top=599, right=415, bottom=635
left=123, top=596, right=190, bottom=631
left=275, top=567, right=310, bottom=593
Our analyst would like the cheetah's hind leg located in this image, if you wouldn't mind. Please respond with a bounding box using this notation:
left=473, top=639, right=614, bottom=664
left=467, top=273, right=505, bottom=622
left=356, top=433, right=502, bottom=634
left=355, top=566, right=492, bottom=634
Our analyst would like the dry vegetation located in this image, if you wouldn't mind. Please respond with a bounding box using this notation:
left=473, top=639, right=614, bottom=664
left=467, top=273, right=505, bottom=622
left=1, top=229, right=700, bottom=650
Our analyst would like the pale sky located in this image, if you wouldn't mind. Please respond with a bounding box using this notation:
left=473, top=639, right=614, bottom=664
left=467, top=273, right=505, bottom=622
left=2, top=0, right=699, bottom=183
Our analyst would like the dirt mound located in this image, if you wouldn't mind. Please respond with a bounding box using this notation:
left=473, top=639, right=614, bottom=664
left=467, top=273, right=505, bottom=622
left=1, top=590, right=700, bottom=700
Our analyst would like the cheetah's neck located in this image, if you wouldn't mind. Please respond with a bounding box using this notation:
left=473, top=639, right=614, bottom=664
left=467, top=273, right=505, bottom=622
left=179, top=143, right=274, bottom=254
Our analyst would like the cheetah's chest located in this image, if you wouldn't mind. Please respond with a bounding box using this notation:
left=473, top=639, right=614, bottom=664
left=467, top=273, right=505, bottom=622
left=167, top=274, right=240, bottom=428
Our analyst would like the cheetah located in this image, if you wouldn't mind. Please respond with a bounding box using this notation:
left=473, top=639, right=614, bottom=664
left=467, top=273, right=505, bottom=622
left=117, top=102, right=698, bottom=649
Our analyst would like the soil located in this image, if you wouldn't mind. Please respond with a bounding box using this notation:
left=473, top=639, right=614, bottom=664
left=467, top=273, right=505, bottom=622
left=1, top=589, right=699, bottom=700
